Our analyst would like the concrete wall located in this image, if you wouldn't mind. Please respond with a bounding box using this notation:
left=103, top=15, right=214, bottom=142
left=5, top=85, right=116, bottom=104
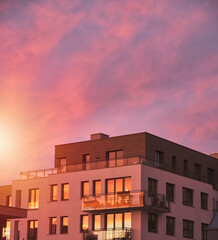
left=141, top=164, right=214, bottom=240
left=10, top=164, right=142, bottom=240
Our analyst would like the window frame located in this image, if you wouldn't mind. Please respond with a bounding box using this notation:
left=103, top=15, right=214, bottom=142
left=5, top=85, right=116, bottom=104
left=50, top=184, right=58, bottom=201
left=201, top=192, right=208, bottom=210
left=81, top=215, right=88, bottom=232
left=182, top=187, right=193, bottom=206
left=28, top=189, right=39, bottom=209
left=105, top=177, right=131, bottom=194
left=183, top=219, right=194, bottom=238
left=61, top=183, right=69, bottom=201
left=148, top=213, right=158, bottom=233
left=166, top=183, right=175, bottom=202
left=81, top=181, right=89, bottom=198
left=166, top=216, right=175, bottom=236
left=49, top=217, right=57, bottom=235
left=60, top=216, right=68, bottom=234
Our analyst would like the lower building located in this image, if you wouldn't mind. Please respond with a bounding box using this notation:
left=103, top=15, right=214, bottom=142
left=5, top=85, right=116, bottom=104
left=1, top=132, right=218, bottom=240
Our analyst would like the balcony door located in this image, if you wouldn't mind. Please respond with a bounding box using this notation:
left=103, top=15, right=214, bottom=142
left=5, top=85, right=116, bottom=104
left=106, top=212, right=131, bottom=230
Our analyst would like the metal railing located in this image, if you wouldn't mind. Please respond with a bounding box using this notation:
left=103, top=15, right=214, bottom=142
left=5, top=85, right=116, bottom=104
left=20, top=156, right=209, bottom=185
left=82, top=190, right=170, bottom=213
left=145, top=159, right=208, bottom=183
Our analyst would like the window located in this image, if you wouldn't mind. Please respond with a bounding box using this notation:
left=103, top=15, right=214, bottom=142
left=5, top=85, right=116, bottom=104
left=106, top=150, right=123, bottom=167
left=81, top=215, right=88, bottom=232
left=184, top=160, right=188, bottom=172
left=6, top=195, right=12, bottom=207
left=148, top=178, right=157, bottom=196
left=28, top=220, right=38, bottom=240
left=166, top=216, right=175, bottom=236
left=166, top=183, right=174, bottom=202
left=183, top=220, right=194, bottom=238
left=172, top=155, right=177, bottom=169
left=194, top=163, right=202, bottom=180
left=28, top=189, right=39, bottom=209
left=50, top=185, right=58, bottom=201
left=201, top=193, right=208, bottom=210
left=81, top=181, right=89, bottom=197
left=15, top=190, right=21, bottom=208
left=106, top=177, right=131, bottom=194
left=60, top=216, right=68, bottom=234
left=49, top=217, right=57, bottom=234
left=183, top=187, right=193, bottom=206
left=93, top=180, right=101, bottom=195
left=201, top=223, right=208, bottom=240
left=2, top=221, right=10, bottom=240
left=106, top=212, right=131, bottom=230
left=83, top=154, right=90, bottom=170
left=148, top=213, right=157, bottom=233
left=93, top=215, right=101, bottom=231
left=58, top=158, right=66, bottom=173
left=207, top=168, right=214, bottom=185
left=61, top=183, right=69, bottom=200
left=155, top=150, right=164, bottom=166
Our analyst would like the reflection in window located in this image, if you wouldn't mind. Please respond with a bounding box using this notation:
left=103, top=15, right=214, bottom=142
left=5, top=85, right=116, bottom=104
left=106, top=213, right=131, bottom=230
left=50, top=185, right=58, bottom=201
left=49, top=217, right=57, bottom=234
left=28, top=220, right=38, bottom=240
left=61, top=184, right=69, bottom=200
left=93, top=215, right=101, bottom=230
left=106, top=177, right=131, bottom=194
left=94, top=180, right=101, bottom=195
left=61, top=216, right=68, bottom=234
left=107, top=150, right=124, bottom=167
left=28, top=189, right=39, bottom=209
left=81, top=215, right=88, bottom=232
left=82, top=181, right=89, bottom=197
left=59, top=158, right=66, bottom=173
left=2, top=221, right=10, bottom=240
left=6, top=195, right=12, bottom=207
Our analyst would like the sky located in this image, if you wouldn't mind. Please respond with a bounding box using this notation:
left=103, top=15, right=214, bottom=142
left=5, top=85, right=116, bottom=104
left=0, top=0, right=218, bottom=185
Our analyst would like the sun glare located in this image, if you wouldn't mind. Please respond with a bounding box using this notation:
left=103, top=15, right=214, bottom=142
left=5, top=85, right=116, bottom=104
left=0, top=126, right=15, bottom=157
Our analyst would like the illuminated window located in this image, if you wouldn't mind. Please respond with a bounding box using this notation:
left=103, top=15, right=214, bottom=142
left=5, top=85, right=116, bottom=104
left=94, top=180, right=101, bottom=195
left=28, top=189, right=39, bottom=209
left=49, top=217, right=57, bottom=234
left=106, top=177, right=131, bottom=194
left=61, top=216, right=68, bottom=234
left=81, top=215, right=88, bottom=232
left=2, top=221, right=10, bottom=240
left=61, top=183, right=69, bottom=200
left=28, top=220, right=38, bottom=240
left=50, top=185, right=58, bottom=201
left=82, top=181, right=89, bottom=197
left=106, top=212, right=131, bottom=230
left=93, top=215, right=101, bottom=230
left=6, top=195, right=12, bottom=207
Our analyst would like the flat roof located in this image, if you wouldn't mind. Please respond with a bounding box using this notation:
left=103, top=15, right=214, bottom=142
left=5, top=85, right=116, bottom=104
left=0, top=205, right=27, bottom=219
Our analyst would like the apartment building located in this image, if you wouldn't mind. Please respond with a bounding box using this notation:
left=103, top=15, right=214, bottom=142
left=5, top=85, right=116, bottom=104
left=1, top=132, right=218, bottom=240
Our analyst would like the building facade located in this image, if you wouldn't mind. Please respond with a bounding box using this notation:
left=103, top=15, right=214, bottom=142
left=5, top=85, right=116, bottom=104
left=1, top=132, right=218, bottom=240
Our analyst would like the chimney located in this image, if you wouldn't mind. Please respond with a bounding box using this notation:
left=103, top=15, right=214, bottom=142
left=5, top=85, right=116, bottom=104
left=90, top=133, right=109, bottom=140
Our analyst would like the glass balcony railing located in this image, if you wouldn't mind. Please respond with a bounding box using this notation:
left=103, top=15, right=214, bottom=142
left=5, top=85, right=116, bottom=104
left=82, top=190, right=170, bottom=213
left=93, top=228, right=131, bottom=240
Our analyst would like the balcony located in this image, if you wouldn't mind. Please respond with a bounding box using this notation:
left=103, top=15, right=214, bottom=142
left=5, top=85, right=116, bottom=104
left=83, top=228, right=131, bottom=240
left=82, top=190, right=170, bottom=213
